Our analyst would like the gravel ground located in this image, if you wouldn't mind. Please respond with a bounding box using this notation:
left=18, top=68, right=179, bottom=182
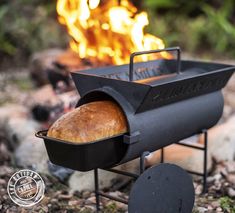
left=0, top=67, right=235, bottom=212
left=0, top=138, right=235, bottom=213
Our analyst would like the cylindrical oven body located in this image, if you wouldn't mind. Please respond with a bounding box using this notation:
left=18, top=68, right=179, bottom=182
left=120, top=91, right=223, bottom=163
left=78, top=90, right=223, bottom=165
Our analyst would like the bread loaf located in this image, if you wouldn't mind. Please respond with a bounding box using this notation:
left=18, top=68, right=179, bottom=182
left=47, top=100, right=127, bottom=143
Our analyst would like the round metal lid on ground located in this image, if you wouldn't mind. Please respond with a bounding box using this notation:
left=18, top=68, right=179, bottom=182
left=128, top=163, right=195, bottom=213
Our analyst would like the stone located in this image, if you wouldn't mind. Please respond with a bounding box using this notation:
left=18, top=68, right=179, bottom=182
left=80, top=206, right=96, bottom=212
left=224, top=93, right=235, bottom=110
left=216, top=207, right=223, bottom=212
left=30, top=84, right=60, bottom=106
left=197, top=206, right=207, bottom=213
left=108, top=191, right=123, bottom=198
left=226, top=174, right=235, bottom=185
left=0, top=104, right=27, bottom=127
left=0, top=104, right=40, bottom=149
left=7, top=118, right=39, bottom=147
left=48, top=162, right=74, bottom=182
left=14, top=135, right=49, bottom=174
left=30, top=86, right=79, bottom=113
left=214, top=174, right=222, bottom=182
left=207, top=176, right=215, bottom=183
left=55, top=50, right=84, bottom=71
left=86, top=196, right=96, bottom=204
left=0, top=165, right=14, bottom=177
left=222, top=105, right=233, bottom=121
left=0, top=143, right=11, bottom=163
left=0, top=104, right=28, bottom=133
left=29, top=48, right=64, bottom=86
left=227, top=187, right=235, bottom=197
left=207, top=205, right=213, bottom=210
left=58, top=194, right=73, bottom=200
left=81, top=191, right=91, bottom=199
left=220, top=167, right=228, bottom=177
left=0, top=179, right=6, bottom=185
left=0, top=104, right=49, bottom=173
left=211, top=200, right=220, bottom=208
left=145, top=138, right=212, bottom=174
left=225, top=74, right=235, bottom=93
left=69, top=170, right=122, bottom=192
left=225, top=161, right=235, bottom=173
left=68, top=160, right=138, bottom=192
left=68, top=199, right=83, bottom=206
left=195, top=184, right=203, bottom=195
left=198, top=114, right=235, bottom=162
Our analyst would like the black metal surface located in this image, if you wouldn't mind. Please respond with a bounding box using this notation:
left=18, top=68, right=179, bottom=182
left=167, top=129, right=208, bottom=193
left=31, top=105, right=50, bottom=122
left=35, top=48, right=235, bottom=213
left=72, top=60, right=234, bottom=112
left=76, top=59, right=233, bottom=80
left=203, top=130, right=208, bottom=193
left=76, top=90, right=223, bottom=165
left=128, top=164, right=195, bottom=213
left=140, top=151, right=150, bottom=174
left=94, top=153, right=197, bottom=213
left=94, top=169, right=100, bottom=211
left=36, top=48, right=235, bottom=171
left=129, top=47, right=181, bottom=81
left=35, top=130, right=127, bottom=171
left=105, top=168, right=139, bottom=179
left=94, top=150, right=148, bottom=211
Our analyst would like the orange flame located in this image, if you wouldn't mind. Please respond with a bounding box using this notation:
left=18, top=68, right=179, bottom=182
left=57, top=0, right=171, bottom=65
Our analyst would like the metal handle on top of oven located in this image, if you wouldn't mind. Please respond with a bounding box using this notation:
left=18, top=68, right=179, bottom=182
left=129, top=47, right=181, bottom=82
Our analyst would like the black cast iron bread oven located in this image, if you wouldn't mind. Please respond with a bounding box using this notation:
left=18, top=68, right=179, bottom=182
left=36, top=47, right=235, bottom=212
left=36, top=47, right=235, bottom=171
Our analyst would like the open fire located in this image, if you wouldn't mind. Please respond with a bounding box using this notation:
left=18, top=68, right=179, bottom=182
left=56, top=0, right=171, bottom=65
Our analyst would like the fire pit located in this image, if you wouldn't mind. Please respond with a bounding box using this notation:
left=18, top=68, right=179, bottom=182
left=36, top=47, right=235, bottom=212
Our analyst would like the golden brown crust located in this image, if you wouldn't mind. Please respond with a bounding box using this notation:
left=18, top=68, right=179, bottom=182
left=47, top=101, right=127, bottom=143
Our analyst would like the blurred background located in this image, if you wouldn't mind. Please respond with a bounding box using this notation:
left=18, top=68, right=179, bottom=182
left=0, top=0, right=235, bottom=69
left=0, top=0, right=235, bottom=212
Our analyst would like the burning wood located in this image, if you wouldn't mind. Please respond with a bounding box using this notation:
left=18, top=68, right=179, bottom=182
left=56, top=0, right=172, bottom=65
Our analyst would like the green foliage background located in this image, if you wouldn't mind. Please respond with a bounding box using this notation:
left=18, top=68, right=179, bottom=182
left=0, top=0, right=235, bottom=67
left=144, top=0, right=235, bottom=59
left=0, top=0, right=68, bottom=67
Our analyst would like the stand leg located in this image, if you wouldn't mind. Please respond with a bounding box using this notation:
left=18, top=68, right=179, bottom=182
left=94, top=169, right=100, bottom=212
left=160, top=148, right=164, bottom=163
left=202, top=130, right=208, bottom=193
left=140, top=151, right=150, bottom=174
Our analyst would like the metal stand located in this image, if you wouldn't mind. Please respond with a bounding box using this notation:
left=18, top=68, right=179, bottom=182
left=160, top=129, right=208, bottom=193
left=94, top=130, right=208, bottom=212
left=94, top=151, right=149, bottom=212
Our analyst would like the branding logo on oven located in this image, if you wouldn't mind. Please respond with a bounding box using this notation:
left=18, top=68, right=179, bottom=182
left=7, top=169, right=45, bottom=207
